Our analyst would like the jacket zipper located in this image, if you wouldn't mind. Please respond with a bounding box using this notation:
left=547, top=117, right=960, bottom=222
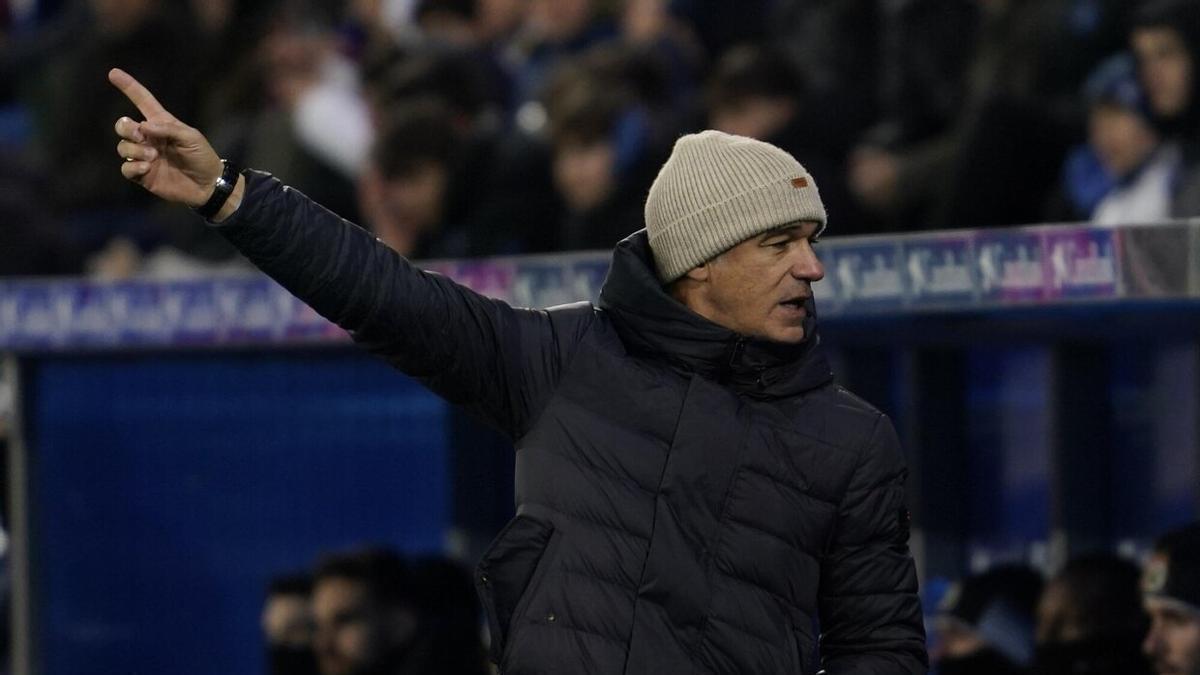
left=720, top=337, right=746, bottom=384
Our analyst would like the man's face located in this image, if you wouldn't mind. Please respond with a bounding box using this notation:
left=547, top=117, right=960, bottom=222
left=313, top=577, right=409, bottom=675
left=682, top=221, right=824, bottom=344
left=357, top=163, right=448, bottom=256
left=1133, top=27, right=1194, bottom=118
left=1090, top=104, right=1159, bottom=179
left=263, top=593, right=315, bottom=648
left=1143, top=597, right=1200, bottom=675
left=1037, top=579, right=1086, bottom=644
left=382, top=163, right=448, bottom=235
left=553, top=139, right=616, bottom=213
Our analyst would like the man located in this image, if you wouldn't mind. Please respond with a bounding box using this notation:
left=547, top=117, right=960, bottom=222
left=1131, top=0, right=1200, bottom=217
left=311, top=548, right=416, bottom=675
left=1034, top=554, right=1151, bottom=675
left=108, top=68, right=927, bottom=674
left=262, top=574, right=319, bottom=675
left=311, top=548, right=489, bottom=675
left=1142, top=523, right=1200, bottom=675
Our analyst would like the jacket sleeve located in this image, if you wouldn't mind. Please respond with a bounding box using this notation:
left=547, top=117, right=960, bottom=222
left=213, top=170, right=594, bottom=439
left=818, top=414, right=928, bottom=674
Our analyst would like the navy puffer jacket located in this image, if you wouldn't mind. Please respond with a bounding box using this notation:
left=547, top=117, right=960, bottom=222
left=218, top=171, right=927, bottom=674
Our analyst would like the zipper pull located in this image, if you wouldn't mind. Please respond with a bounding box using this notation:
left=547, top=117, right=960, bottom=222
left=728, top=337, right=746, bottom=369
left=720, top=337, right=746, bottom=383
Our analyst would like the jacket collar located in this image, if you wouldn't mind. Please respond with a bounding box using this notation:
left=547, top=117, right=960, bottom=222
left=597, top=230, right=834, bottom=399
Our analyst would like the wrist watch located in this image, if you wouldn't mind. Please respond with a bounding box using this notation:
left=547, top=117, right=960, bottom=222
left=194, top=159, right=240, bottom=220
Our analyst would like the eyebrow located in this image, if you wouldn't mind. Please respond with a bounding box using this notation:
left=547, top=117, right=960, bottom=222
left=759, top=224, right=814, bottom=242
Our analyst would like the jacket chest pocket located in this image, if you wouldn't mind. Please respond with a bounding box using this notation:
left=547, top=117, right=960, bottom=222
left=474, top=514, right=564, bottom=666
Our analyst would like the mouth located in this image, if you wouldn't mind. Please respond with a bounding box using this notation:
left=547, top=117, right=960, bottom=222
left=779, top=296, right=810, bottom=310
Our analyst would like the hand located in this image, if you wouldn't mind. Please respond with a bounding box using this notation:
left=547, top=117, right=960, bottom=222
left=108, top=68, right=243, bottom=219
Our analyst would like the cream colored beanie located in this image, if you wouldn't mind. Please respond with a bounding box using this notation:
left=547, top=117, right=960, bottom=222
left=644, top=130, right=827, bottom=283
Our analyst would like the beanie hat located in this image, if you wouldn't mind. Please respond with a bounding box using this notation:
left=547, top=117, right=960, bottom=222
left=1143, top=522, right=1200, bottom=615
left=644, top=130, right=827, bottom=283
left=1084, top=53, right=1150, bottom=121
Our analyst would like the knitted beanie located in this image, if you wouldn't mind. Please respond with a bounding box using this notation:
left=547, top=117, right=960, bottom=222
left=644, top=130, right=827, bottom=283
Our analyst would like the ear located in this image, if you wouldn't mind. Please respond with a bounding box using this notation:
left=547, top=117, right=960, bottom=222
left=683, top=261, right=710, bottom=282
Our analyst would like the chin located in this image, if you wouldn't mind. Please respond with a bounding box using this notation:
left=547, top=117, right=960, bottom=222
left=765, top=326, right=807, bottom=344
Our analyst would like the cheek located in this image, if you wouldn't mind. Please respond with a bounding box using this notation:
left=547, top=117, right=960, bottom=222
left=554, top=149, right=615, bottom=205
left=723, top=271, right=776, bottom=318
left=1163, top=57, right=1194, bottom=103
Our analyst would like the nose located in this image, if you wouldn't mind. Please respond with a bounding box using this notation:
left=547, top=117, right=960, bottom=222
left=789, top=240, right=824, bottom=282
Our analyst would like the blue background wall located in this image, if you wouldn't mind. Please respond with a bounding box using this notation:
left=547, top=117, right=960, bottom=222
left=24, top=349, right=452, bottom=675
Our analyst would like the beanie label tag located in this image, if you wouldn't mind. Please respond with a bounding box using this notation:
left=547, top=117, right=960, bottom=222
left=791, top=177, right=809, bottom=189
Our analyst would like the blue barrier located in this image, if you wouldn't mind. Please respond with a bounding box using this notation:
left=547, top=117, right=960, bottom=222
left=1, top=221, right=1196, bottom=352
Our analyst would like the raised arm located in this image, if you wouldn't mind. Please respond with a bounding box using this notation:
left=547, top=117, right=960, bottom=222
left=108, top=68, right=592, bottom=438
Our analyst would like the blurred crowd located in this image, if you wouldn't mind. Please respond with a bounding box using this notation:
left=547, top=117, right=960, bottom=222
left=930, top=522, right=1200, bottom=675
left=262, top=547, right=491, bottom=675
left=269, top=524, right=1200, bottom=675
left=2, top=0, right=1200, bottom=279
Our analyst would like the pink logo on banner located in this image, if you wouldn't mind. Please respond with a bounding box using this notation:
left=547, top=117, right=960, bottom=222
left=976, top=231, right=1048, bottom=302
left=1043, top=228, right=1118, bottom=300
left=449, top=261, right=517, bottom=304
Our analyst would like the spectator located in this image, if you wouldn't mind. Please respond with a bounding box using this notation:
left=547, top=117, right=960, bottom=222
left=543, top=48, right=670, bottom=250
left=262, top=573, right=319, bottom=675
left=359, top=98, right=534, bottom=258
left=619, top=0, right=704, bottom=121
left=1089, top=54, right=1174, bottom=226
left=1132, top=0, right=1200, bottom=217
left=1053, top=54, right=1176, bottom=225
left=850, top=0, right=1130, bottom=231
left=1141, top=522, right=1200, bottom=675
left=370, top=49, right=502, bottom=133
left=358, top=99, right=462, bottom=257
left=769, top=0, right=882, bottom=160
left=1033, top=554, right=1152, bottom=675
left=232, top=3, right=365, bottom=222
left=503, top=0, right=617, bottom=117
left=312, top=547, right=487, bottom=675
left=313, top=548, right=419, bottom=675
left=934, top=564, right=1043, bottom=675
left=20, top=0, right=200, bottom=254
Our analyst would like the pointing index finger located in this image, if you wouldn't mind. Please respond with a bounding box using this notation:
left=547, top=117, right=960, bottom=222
left=108, top=68, right=171, bottom=120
